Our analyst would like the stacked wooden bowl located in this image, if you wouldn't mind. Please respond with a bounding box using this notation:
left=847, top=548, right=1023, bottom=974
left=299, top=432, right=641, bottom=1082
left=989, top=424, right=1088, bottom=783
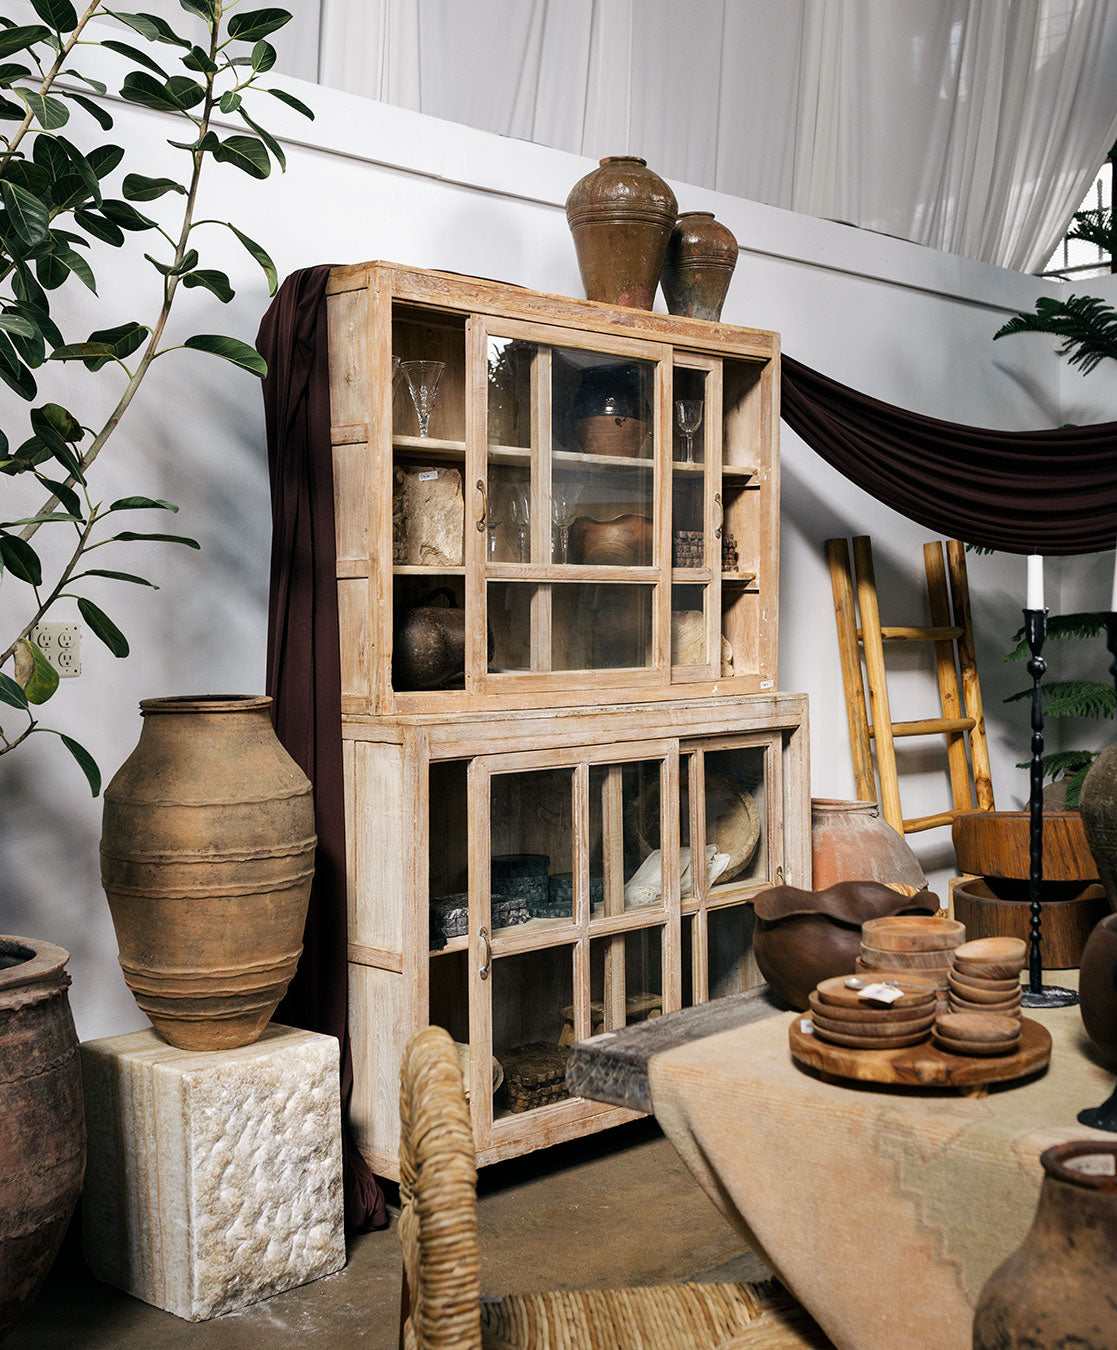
left=947, top=937, right=1025, bottom=1020
left=855, top=915, right=965, bottom=1005
left=933, top=1011, right=1022, bottom=1057
left=808, top=975, right=936, bottom=1049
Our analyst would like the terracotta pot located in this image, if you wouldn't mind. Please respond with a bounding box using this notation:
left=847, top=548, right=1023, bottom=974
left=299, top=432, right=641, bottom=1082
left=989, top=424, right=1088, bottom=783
left=973, top=1140, right=1117, bottom=1350
left=953, top=808, right=1098, bottom=893
left=565, top=155, right=677, bottom=310
left=0, top=936, right=84, bottom=1339
left=1081, top=744, right=1117, bottom=910
left=752, top=880, right=938, bottom=1010
left=570, top=514, right=654, bottom=566
left=810, top=799, right=927, bottom=891
left=1080, top=912, right=1117, bottom=1067
left=660, top=211, right=738, bottom=321
left=101, top=695, right=316, bottom=1051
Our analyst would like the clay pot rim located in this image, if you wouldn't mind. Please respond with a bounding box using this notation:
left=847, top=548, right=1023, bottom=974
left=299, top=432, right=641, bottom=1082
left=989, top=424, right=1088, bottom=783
left=0, top=934, right=69, bottom=994
left=139, top=694, right=272, bottom=715
left=677, top=210, right=716, bottom=219
left=1041, top=1139, right=1117, bottom=1192
left=600, top=155, right=647, bottom=166
left=811, top=798, right=881, bottom=814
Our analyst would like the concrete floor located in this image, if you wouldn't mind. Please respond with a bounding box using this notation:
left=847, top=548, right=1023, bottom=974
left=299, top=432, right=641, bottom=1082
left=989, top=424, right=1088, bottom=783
left=11, top=1118, right=768, bottom=1349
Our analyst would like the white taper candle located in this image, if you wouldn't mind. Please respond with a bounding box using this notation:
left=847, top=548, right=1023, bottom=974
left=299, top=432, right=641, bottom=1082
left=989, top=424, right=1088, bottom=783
left=1027, top=554, right=1044, bottom=610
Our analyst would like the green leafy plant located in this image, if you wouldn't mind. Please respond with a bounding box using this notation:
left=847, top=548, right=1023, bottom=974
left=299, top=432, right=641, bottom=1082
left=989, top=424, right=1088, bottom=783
left=0, top=0, right=312, bottom=793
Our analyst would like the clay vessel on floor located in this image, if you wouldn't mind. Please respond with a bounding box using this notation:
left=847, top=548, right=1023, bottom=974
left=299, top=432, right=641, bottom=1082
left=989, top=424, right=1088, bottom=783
left=752, top=880, right=937, bottom=1010
left=1080, top=743, right=1117, bottom=910
left=565, top=156, right=677, bottom=310
left=973, top=1140, right=1117, bottom=1350
left=1079, top=912, right=1117, bottom=1067
left=0, top=936, right=85, bottom=1340
left=660, top=211, right=738, bottom=321
left=810, top=799, right=927, bottom=892
left=101, top=695, right=316, bottom=1051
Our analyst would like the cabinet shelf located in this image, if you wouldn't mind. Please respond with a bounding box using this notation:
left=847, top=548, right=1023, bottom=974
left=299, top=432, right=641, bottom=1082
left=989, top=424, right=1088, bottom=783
left=394, top=564, right=466, bottom=576
left=722, top=572, right=758, bottom=586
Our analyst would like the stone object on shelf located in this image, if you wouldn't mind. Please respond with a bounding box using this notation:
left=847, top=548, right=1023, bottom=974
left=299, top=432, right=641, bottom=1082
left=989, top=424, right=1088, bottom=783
left=721, top=533, right=739, bottom=572
left=491, top=853, right=549, bottom=913
left=499, top=1042, right=571, bottom=1113
left=429, top=893, right=530, bottom=949
left=673, top=530, right=703, bottom=567
left=80, top=1025, right=345, bottom=1322
left=392, top=464, right=464, bottom=567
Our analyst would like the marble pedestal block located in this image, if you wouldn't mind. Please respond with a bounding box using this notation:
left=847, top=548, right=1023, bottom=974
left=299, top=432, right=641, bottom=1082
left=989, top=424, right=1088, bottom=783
left=81, top=1024, right=346, bottom=1321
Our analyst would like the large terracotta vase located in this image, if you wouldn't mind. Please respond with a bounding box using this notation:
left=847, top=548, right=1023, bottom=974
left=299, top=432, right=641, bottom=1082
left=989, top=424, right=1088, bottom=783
left=973, top=1140, right=1117, bottom=1350
left=1079, top=912, right=1117, bottom=1067
left=101, top=695, right=316, bottom=1051
left=810, top=799, right=927, bottom=891
left=1081, top=743, right=1117, bottom=910
left=565, top=156, right=677, bottom=310
left=0, top=936, right=85, bottom=1339
left=660, top=211, right=738, bottom=321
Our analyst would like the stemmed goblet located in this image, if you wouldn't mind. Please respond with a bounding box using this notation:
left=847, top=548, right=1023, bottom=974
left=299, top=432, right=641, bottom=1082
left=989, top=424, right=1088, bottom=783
left=551, top=481, right=582, bottom=564
left=402, top=359, right=445, bottom=438
left=675, top=398, right=704, bottom=465
left=509, top=486, right=530, bottom=563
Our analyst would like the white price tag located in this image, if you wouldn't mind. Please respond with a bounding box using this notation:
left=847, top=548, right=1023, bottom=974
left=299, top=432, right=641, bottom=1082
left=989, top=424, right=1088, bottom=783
left=417, top=469, right=439, bottom=481
left=800, top=1018, right=814, bottom=1035
left=858, top=982, right=904, bottom=1004
left=760, top=679, right=774, bottom=689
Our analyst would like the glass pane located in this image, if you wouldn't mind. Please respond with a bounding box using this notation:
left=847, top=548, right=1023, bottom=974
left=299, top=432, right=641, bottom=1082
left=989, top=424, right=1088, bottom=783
left=490, top=767, right=574, bottom=931
left=487, top=336, right=536, bottom=565
left=708, top=904, right=761, bottom=999
left=487, top=581, right=534, bottom=673
left=671, top=584, right=709, bottom=669
left=487, top=464, right=532, bottom=565
left=589, top=760, right=666, bottom=915
left=393, top=575, right=467, bottom=691
left=493, top=946, right=574, bottom=1117
left=392, top=303, right=466, bottom=445
left=704, top=746, right=768, bottom=895
left=487, top=335, right=533, bottom=450
left=672, top=366, right=708, bottom=468
left=681, top=915, right=696, bottom=1006
left=589, top=929, right=664, bottom=1033
left=552, top=583, right=654, bottom=670
left=429, top=761, right=469, bottom=950
left=680, top=755, right=696, bottom=900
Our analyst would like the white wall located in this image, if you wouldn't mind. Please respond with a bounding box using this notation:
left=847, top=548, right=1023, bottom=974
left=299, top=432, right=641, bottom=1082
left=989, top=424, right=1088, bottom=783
left=1, top=51, right=1109, bottom=1040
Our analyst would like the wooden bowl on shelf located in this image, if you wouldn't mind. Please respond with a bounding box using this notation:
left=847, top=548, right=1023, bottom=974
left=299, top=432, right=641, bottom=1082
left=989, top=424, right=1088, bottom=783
left=570, top=514, right=653, bottom=566
left=572, top=414, right=650, bottom=458
left=861, top=915, right=966, bottom=952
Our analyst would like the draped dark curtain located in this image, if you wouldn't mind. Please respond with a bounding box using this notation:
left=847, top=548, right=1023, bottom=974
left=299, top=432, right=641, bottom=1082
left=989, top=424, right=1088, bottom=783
left=781, top=354, right=1117, bottom=555
left=258, top=266, right=387, bottom=1232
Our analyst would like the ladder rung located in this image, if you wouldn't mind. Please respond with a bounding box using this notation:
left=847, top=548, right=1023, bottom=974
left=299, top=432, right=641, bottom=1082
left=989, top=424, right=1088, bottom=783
left=902, top=810, right=959, bottom=833
left=862, top=625, right=964, bottom=642
left=870, top=716, right=975, bottom=738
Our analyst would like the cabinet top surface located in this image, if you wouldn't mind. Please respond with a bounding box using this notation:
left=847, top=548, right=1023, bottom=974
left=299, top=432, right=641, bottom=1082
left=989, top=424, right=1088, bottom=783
left=326, top=260, right=780, bottom=357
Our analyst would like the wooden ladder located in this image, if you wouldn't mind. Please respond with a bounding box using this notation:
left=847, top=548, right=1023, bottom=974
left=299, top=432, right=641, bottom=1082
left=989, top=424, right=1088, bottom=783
left=827, top=536, right=995, bottom=835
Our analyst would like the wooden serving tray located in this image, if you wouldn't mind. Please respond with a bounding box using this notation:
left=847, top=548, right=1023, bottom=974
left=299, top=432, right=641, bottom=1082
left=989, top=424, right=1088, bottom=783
left=789, top=1015, right=1052, bottom=1093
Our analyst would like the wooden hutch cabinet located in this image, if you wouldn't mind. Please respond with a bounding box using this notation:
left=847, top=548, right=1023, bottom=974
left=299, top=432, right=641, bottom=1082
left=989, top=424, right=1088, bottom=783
left=326, top=262, right=809, bottom=1179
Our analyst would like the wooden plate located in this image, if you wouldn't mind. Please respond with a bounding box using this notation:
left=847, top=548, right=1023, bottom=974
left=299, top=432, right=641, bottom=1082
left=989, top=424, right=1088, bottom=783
left=948, top=976, right=1022, bottom=1004
left=853, top=960, right=949, bottom=989
left=809, top=1021, right=932, bottom=1050
left=808, top=990, right=934, bottom=1023
left=949, top=968, right=1020, bottom=995
left=860, top=943, right=955, bottom=970
left=934, top=1032, right=1021, bottom=1058
left=935, top=1012, right=1021, bottom=1043
left=814, top=976, right=935, bottom=1011
left=948, top=995, right=1021, bottom=1017
left=862, top=915, right=966, bottom=952
left=810, top=1009, right=935, bottom=1039
left=954, top=937, right=1027, bottom=965
left=789, top=1015, right=1052, bottom=1089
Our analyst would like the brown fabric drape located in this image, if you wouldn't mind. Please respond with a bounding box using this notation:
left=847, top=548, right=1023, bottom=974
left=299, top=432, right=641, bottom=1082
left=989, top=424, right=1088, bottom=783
left=258, top=266, right=387, bottom=1232
left=781, top=354, right=1117, bottom=555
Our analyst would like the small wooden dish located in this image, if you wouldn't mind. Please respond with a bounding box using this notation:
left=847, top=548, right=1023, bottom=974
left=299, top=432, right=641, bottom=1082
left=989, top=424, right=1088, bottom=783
left=935, top=1012, right=1021, bottom=1043
left=814, top=975, right=934, bottom=1011
left=809, top=1021, right=932, bottom=1050
left=853, top=960, right=949, bottom=990
left=933, top=1032, right=1020, bottom=1057
left=948, top=976, right=1022, bottom=1004
left=953, top=958, right=1026, bottom=981
left=949, top=967, right=1020, bottom=995
left=810, top=1009, right=935, bottom=1039
left=954, top=937, right=1027, bottom=965
left=862, top=915, right=966, bottom=952
left=808, top=990, right=933, bottom=1022
left=948, top=994, right=1022, bottom=1017
left=860, top=943, right=955, bottom=971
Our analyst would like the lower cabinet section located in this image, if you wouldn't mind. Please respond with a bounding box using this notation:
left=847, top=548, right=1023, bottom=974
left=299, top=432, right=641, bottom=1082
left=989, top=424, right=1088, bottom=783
left=345, top=694, right=808, bottom=1179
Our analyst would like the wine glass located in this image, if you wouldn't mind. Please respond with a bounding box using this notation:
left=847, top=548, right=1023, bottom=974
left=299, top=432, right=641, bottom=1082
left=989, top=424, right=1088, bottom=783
left=402, top=359, right=444, bottom=438
left=509, top=486, right=530, bottom=563
left=552, top=481, right=582, bottom=564
left=675, top=398, right=704, bottom=465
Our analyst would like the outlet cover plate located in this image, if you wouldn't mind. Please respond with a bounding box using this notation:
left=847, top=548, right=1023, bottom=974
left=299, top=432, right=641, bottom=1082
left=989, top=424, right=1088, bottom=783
left=29, top=622, right=81, bottom=677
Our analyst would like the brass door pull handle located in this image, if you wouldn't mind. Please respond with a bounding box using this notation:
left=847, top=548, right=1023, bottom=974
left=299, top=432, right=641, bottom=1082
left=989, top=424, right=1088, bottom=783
left=478, top=925, right=492, bottom=980
left=714, top=492, right=724, bottom=540
left=476, top=479, right=488, bottom=533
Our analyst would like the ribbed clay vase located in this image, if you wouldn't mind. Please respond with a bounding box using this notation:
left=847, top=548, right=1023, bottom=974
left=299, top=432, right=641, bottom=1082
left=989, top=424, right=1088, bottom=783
left=1080, top=743, right=1117, bottom=910
left=565, top=155, right=677, bottom=310
left=1079, top=912, right=1117, bottom=1067
left=973, top=1140, right=1117, bottom=1350
left=101, top=695, right=316, bottom=1051
left=660, top=211, right=738, bottom=321
left=810, top=798, right=927, bottom=892
left=0, top=937, right=85, bottom=1340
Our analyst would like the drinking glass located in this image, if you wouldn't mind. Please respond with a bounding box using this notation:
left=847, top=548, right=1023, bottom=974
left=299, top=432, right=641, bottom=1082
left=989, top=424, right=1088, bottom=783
left=552, top=481, right=582, bottom=564
left=509, top=486, right=530, bottom=563
left=675, top=398, right=704, bottom=464
left=402, top=359, right=445, bottom=438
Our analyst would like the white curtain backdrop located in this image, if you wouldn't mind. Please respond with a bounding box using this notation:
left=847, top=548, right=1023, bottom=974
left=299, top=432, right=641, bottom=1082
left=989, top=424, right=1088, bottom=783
left=312, top=0, right=1117, bottom=273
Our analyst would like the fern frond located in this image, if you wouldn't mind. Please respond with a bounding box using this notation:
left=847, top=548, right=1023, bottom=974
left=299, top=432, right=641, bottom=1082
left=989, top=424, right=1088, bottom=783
left=1006, top=611, right=1108, bottom=659
left=1063, top=762, right=1096, bottom=808
left=1038, top=749, right=1098, bottom=777
left=1040, top=680, right=1115, bottom=720
left=993, top=294, right=1117, bottom=374
left=1067, top=208, right=1117, bottom=254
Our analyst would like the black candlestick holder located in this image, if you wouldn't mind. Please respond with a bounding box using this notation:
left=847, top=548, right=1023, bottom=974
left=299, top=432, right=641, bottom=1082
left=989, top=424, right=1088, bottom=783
left=1077, top=609, right=1117, bottom=1130
left=1019, top=609, right=1078, bottom=1009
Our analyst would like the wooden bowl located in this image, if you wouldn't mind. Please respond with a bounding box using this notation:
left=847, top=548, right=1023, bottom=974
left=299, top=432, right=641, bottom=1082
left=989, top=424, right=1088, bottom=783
left=572, top=414, right=650, bottom=459
left=948, top=976, right=1022, bottom=1004
left=811, top=1009, right=935, bottom=1038
left=570, top=513, right=653, bottom=566
left=949, top=967, right=1020, bottom=995
left=935, top=1012, right=1021, bottom=1043
left=814, top=975, right=935, bottom=1011
left=853, top=960, right=949, bottom=990
left=862, top=915, right=966, bottom=952
left=810, top=1022, right=932, bottom=1050
left=948, top=993, right=1022, bottom=1017
left=954, top=937, right=1027, bottom=966
left=860, top=943, right=955, bottom=971
left=810, top=986, right=933, bottom=1018
left=933, top=1031, right=1020, bottom=1057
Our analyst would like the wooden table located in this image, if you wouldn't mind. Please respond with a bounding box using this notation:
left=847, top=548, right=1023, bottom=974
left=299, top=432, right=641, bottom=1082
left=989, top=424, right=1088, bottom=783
left=567, top=987, right=1112, bottom=1350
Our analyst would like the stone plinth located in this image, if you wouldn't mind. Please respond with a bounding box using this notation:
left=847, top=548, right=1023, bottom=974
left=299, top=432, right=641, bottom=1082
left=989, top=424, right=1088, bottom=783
left=81, top=1024, right=346, bottom=1321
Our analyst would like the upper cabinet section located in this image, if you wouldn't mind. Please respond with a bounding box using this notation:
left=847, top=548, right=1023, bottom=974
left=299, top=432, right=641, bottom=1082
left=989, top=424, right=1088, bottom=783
left=326, top=262, right=781, bottom=716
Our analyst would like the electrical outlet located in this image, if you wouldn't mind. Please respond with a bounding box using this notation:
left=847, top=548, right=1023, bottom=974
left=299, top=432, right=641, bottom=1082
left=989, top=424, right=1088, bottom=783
left=28, top=622, right=81, bottom=678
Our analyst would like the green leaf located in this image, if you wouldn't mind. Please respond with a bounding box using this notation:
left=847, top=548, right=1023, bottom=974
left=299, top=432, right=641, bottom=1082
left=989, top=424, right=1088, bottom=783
left=10, top=298, right=60, bottom=349
left=0, top=310, right=38, bottom=339
left=106, top=530, right=200, bottom=547
left=16, top=87, right=69, bottom=128
left=212, top=134, right=270, bottom=178
left=0, top=94, right=25, bottom=120
left=0, top=62, right=33, bottom=85
left=34, top=402, right=82, bottom=442
left=227, top=222, right=277, bottom=294
left=0, top=534, right=42, bottom=585
left=37, top=240, right=97, bottom=293
left=265, top=86, right=314, bottom=120
left=120, top=69, right=182, bottom=112
left=183, top=332, right=266, bottom=376
left=0, top=511, right=78, bottom=526
left=182, top=43, right=218, bottom=75
left=0, top=181, right=49, bottom=245
left=994, top=294, right=1117, bottom=375
left=0, top=349, right=36, bottom=399
left=165, top=75, right=205, bottom=109
left=74, top=207, right=125, bottom=247
left=68, top=70, right=108, bottom=96
left=59, top=732, right=101, bottom=795
left=101, top=38, right=169, bottom=77
left=32, top=133, right=68, bottom=179
left=86, top=321, right=148, bottom=368
left=18, top=638, right=59, bottom=704
left=99, top=198, right=156, bottom=231
left=0, top=670, right=29, bottom=710
left=74, top=568, right=158, bottom=588
left=49, top=172, right=97, bottom=212
left=251, top=39, right=276, bottom=72
left=68, top=92, right=112, bottom=129
left=109, top=495, right=177, bottom=511
left=51, top=341, right=115, bottom=360
left=143, top=246, right=197, bottom=276
left=219, top=89, right=241, bottom=113
left=0, top=26, right=51, bottom=59
left=104, top=10, right=191, bottom=46
left=227, top=8, right=291, bottom=42
left=78, top=597, right=129, bottom=656
left=31, top=0, right=78, bottom=32
left=181, top=267, right=234, bottom=302
left=35, top=473, right=81, bottom=516
left=179, top=0, right=216, bottom=19
left=237, top=106, right=284, bottom=170
left=86, top=144, right=125, bottom=179
left=122, top=172, right=186, bottom=201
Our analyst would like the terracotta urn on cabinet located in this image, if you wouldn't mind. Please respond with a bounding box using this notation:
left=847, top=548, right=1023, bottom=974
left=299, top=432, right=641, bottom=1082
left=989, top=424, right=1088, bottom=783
left=660, top=211, right=738, bottom=321
left=565, top=156, right=677, bottom=310
left=100, top=695, right=316, bottom=1051
left=973, top=1141, right=1117, bottom=1350
left=0, top=936, right=85, bottom=1339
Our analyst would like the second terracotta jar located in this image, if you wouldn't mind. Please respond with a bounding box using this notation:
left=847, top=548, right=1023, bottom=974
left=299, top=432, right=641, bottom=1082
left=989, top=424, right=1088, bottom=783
left=660, top=211, right=738, bottom=321
left=810, top=798, right=927, bottom=892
